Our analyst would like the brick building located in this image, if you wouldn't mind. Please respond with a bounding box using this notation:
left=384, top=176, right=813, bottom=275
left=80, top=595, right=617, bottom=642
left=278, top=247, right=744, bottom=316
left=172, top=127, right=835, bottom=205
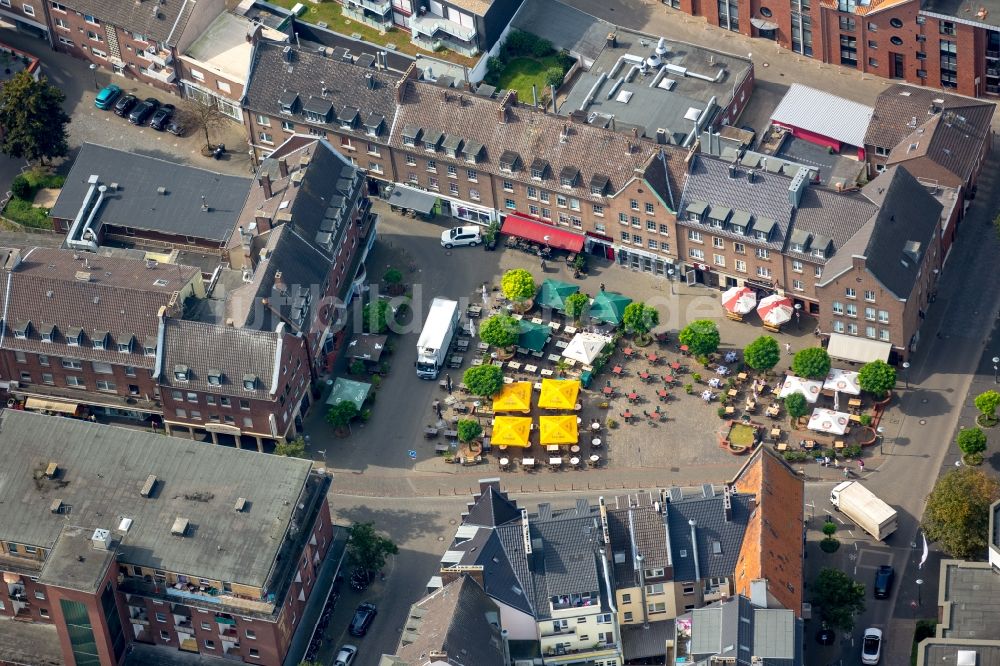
left=0, top=0, right=52, bottom=44
left=49, top=0, right=224, bottom=93
left=0, top=409, right=336, bottom=666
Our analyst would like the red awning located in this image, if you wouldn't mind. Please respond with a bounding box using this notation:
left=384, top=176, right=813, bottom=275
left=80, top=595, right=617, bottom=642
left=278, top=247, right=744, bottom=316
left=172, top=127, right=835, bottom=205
left=501, top=214, right=585, bottom=252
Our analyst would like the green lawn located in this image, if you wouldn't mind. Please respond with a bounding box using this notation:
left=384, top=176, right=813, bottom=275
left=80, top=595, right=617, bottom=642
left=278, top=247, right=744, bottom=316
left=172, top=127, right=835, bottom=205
left=728, top=423, right=757, bottom=448
left=496, top=55, right=563, bottom=102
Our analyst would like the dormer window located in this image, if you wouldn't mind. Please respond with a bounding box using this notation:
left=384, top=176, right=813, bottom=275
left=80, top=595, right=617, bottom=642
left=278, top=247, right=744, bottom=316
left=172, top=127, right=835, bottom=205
left=789, top=229, right=812, bottom=254
left=207, top=369, right=223, bottom=386
left=708, top=206, right=731, bottom=230
left=559, top=166, right=579, bottom=188
left=811, top=248, right=827, bottom=258
left=66, top=327, right=83, bottom=347
left=499, top=150, right=520, bottom=173
left=423, top=129, right=443, bottom=153
left=242, top=374, right=257, bottom=391
left=173, top=364, right=190, bottom=382
left=442, top=134, right=464, bottom=158
left=811, top=234, right=832, bottom=259
left=278, top=90, right=300, bottom=114
left=117, top=334, right=134, bottom=353
left=685, top=201, right=708, bottom=223
left=529, top=158, right=549, bottom=181
left=464, top=141, right=484, bottom=164
left=143, top=337, right=156, bottom=356
left=402, top=125, right=422, bottom=147
left=92, top=331, right=109, bottom=350
left=364, top=112, right=384, bottom=137
left=339, top=106, right=360, bottom=130
left=755, top=229, right=770, bottom=241
left=12, top=321, right=30, bottom=340
left=302, top=96, right=333, bottom=124
left=729, top=210, right=751, bottom=235
left=752, top=217, right=776, bottom=242
left=590, top=174, right=610, bottom=197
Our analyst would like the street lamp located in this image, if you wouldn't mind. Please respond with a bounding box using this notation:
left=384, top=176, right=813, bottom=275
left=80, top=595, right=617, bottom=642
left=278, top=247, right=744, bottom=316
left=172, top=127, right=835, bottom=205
left=667, top=268, right=675, bottom=295
left=916, top=578, right=923, bottom=606
left=89, top=63, right=99, bottom=90
left=794, top=302, right=802, bottom=330
left=877, top=426, right=885, bottom=455
left=993, top=356, right=999, bottom=384
left=902, top=361, right=911, bottom=389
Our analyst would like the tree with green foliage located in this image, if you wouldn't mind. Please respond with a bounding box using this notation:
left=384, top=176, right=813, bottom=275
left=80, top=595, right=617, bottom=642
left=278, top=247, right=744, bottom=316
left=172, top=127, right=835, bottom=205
left=346, top=521, right=399, bottom=580
left=545, top=66, right=565, bottom=88
left=858, top=360, right=896, bottom=399
left=362, top=299, right=391, bottom=334
left=0, top=72, right=70, bottom=165
left=326, top=400, right=359, bottom=431
left=480, top=314, right=520, bottom=350
left=957, top=427, right=988, bottom=463
left=501, top=269, right=536, bottom=304
left=792, top=347, right=831, bottom=379
left=457, top=419, right=483, bottom=443
left=621, top=302, right=660, bottom=345
left=813, top=568, right=865, bottom=632
left=923, top=466, right=1000, bottom=558
left=678, top=319, right=721, bottom=357
left=274, top=436, right=306, bottom=458
left=975, top=390, right=1000, bottom=426
left=463, top=364, right=504, bottom=398
left=743, top=335, right=781, bottom=372
left=563, top=292, right=589, bottom=322
left=785, top=392, right=808, bottom=425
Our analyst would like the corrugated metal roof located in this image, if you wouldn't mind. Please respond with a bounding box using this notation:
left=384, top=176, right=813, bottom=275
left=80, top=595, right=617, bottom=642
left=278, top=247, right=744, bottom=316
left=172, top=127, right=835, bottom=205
left=771, top=84, right=874, bottom=147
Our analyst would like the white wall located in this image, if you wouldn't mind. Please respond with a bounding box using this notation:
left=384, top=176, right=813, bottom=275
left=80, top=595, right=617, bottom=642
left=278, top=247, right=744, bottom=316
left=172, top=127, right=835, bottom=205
left=498, top=603, right=538, bottom=640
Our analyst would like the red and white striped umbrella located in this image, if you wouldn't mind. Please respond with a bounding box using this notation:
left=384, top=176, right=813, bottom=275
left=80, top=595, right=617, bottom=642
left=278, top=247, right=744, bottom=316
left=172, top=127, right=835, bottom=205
left=757, top=294, right=794, bottom=326
left=721, top=286, right=757, bottom=315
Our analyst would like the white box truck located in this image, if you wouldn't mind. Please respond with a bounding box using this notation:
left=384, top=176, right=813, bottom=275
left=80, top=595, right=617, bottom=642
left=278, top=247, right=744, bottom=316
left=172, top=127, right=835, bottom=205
left=830, top=481, right=898, bottom=541
left=416, top=298, right=459, bottom=379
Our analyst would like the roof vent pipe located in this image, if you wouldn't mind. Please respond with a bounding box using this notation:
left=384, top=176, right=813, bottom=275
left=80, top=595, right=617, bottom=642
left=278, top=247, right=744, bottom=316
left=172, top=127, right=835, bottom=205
left=689, top=519, right=701, bottom=582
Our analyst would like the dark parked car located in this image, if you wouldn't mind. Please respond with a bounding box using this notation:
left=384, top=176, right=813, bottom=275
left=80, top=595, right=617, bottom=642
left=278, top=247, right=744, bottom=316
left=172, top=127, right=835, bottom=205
left=95, top=84, right=121, bottom=110
left=348, top=602, right=377, bottom=637
left=128, top=97, right=160, bottom=125
left=149, top=103, right=175, bottom=131
left=874, top=565, right=894, bottom=599
left=113, top=93, right=138, bottom=117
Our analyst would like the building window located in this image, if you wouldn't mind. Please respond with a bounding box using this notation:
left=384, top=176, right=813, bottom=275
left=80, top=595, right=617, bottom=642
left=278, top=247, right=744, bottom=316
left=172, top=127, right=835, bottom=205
left=645, top=202, right=655, bottom=214
left=593, top=204, right=604, bottom=216
left=630, top=198, right=639, bottom=210
left=878, top=310, right=889, bottom=323
left=880, top=328, right=891, bottom=341
left=204, top=639, right=215, bottom=650
left=466, top=169, right=477, bottom=181
left=249, top=648, right=260, bottom=658
left=505, top=199, right=516, bottom=209
left=940, top=20, right=956, bottom=35
left=713, top=237, right=724, bottom=249
left=648, top=239, right=658, bottom=249
left=734, top=242, right=745, bottom=254
left=632, top=234, right=642, bottom=244
left=688, top=229, right=703, bottom=243
left=469, top=188, right=480, bottom=201
left=62, top=358, right=83, bottom=370
left=659, top=224, right=670, bottom=236
left=814, top=266, right=823, bottom=278
left=846, top=303, right=857, bottom=317
left=258, top=131, right=273, bottom=144
left=713, top=254, right=725, bottom=267
left=557, top=194, right=568, bottom=208
left=160, top=630, right=170, bottom=641
left=83, top=13, right=99, bottom=24
left=689, top=248, right=705, bottom=260
left=865, top=307, right=876, bottom=320
left=502, top=180, right=514, bottom=192
left=846, top=287, right=856, bottom=298
left=756, top=248, right=770, bottom=259
left=22, top=3, right=34, bottom=15
left=756, top=266, right=772, bottom=278
left=529, top=205, right=540, bottom=216
left=793, top=279, right=804, bottom=291
left=866, top=326, right=877, bottom=338
left=847, top=323, right=858, bottom=335
left=648, top=601, right=667, bottom=614
left=833, top=320, right=845, bottom=333
left=841, top=35, right=858, bottom=67
left=839, top=16, right=855, bottom=30
left=42, top=373, right=54, bottom=384
left=96, top=380, right=116, bottom=392
left=735, top=259, right=746, bottom=272
left=630, top=216, right=641, bottom=228
left=832, top=301, right=844, bottom=315
left=245, top=629, right=256, bottom=640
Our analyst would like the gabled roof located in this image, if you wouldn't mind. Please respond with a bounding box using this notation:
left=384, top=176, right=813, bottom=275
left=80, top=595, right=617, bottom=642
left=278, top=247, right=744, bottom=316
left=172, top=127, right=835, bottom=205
left=784, top=188, right=877, bottom=262
left=464, top=482, right=521, bottom=527
left=605, top=492, right=670, bottom=586
left=60, top=0, right=197, bottom=45
left=664, top=489, right=752, bottom=582
left=771, top=84, right=873, bottom=147
left=865, top=84, right=995, bottom=154
left=885, top=109, right=994, bottom=185
left=393, top=576, right=506, bottom=666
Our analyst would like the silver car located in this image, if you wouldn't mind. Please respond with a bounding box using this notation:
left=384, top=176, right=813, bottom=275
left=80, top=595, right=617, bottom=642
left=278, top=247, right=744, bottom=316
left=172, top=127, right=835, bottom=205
left=334, top=644, right=358, bottom=666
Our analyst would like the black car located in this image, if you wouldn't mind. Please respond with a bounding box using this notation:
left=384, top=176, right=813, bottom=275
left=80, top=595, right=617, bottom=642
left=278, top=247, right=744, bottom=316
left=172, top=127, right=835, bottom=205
left=128, top=97, right=160, bottom=125
left=149, top=103, right=175, bottom=131
left=348, top=602, right=377, bottom=637
left=874, top=565, right=895, bottom=599
left=113, top=93, right=138, bottom=117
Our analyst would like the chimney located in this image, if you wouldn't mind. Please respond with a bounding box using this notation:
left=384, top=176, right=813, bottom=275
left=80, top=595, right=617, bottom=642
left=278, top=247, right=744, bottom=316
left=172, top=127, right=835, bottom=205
left=607, top=32, right=617, bottom=48
left=278, top=159, right=288, bottom=178
left=254, top=213, right=272, bottom=231
left=689, top=519, right=701, bottom=581
left=274, top=270, right=287, bottom=295
left=394, top=62, right=419, bottom=103
left=750, top=579, right=769, bottom=608
left=498, top=104, right=508, bottom=124
left=723, top=485, right=733, bottom=522
left=259, top=173, right=272, bottom=199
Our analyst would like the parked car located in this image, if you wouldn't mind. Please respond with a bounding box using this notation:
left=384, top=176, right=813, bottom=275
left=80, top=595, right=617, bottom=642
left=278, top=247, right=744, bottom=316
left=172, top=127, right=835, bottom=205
left=165, top=119, right=185, bottom=136
left=94, top=84, right=121, bottom=110
left=128, top=97, right=160, bottom=125
left=149, top=103, right=175, bottom=131
left=440, top=225, right=482, bottom=249
left=113, top=93, right=138, bottom=117
left=333, top=645, right=357, bottom=666
left=348, top=602, right=377, bottom=637
left=873, top=565, right=894, bottom=599
left=861, top=628, right=883, bottom=665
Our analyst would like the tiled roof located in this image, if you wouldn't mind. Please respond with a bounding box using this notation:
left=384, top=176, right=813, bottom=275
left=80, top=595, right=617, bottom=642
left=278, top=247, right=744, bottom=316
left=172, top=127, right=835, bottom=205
left=606, top=492, right=669, bottom=586
left=622, top=620, right=674, bottom=661
left=0, top=247, right=197, bottom=368
left=886, top=107, right=994, bottom=184
left=392, top=80, right=687, bottom=199
left=60, top=0, right=197, bottom=44
left=394, top=576, right=506, bottom=665
left=664, top=490, right=752, bottom=582
left=865, top=84, right=995, bottom=155
left=243, top=41, right=400, bottom=141
left=158, top=318, right=284, bottom=399
left=464, top=483, right=521, bottom=527
left=677, top=156, right=794, bottom=250
left=784, top=188, right=877, bottom=262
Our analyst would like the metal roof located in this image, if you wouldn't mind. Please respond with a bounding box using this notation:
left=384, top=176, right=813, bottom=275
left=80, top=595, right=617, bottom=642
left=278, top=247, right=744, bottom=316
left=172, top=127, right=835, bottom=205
left=771, top=84, right=874, bottom=148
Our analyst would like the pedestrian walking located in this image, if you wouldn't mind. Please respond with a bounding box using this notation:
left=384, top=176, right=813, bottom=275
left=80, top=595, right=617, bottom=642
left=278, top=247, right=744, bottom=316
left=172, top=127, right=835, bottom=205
left=432, top=399, right=440, bottom=414
left=843, top=467, right=850, bottom=478
left=858, top=459, right=865, bottom=471
left=600, top=283, right=605, bottom=292
left=785, top=343, right=792, bottom=354
left=436, top=404, right=443, bottom=420
left=445, top=373, right=453, bottom=394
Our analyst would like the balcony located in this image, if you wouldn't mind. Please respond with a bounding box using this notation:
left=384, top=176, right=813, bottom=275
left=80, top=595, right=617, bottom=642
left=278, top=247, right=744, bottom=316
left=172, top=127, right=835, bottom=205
left=346, top=0, right=391, bottom=15
left=128, top=606, right=149, bottom=624
left=342, top=4, right=393, bottom=29
left=138, top=46, right=172, bottom=67
left=146, top=65, right=176, bottom=84
left=542, top=643, right=620, bottom=664
left=7, top=583, right=26, bottom=601
left=409, top=12, right=476, bottom=42
left=119, top=576, right=277, bottom=619
left=174, top=617, right=193, bottom=630
left=539, top=623, right=576, bottom=638
left=550, top=593, right=599, bottom=612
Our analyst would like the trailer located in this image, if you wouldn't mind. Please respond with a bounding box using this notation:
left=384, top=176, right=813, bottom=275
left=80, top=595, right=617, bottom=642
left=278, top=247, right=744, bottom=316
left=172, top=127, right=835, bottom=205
left=416, top=298, right=459, bottom=379
left=830, top=481, right=898, bottom=541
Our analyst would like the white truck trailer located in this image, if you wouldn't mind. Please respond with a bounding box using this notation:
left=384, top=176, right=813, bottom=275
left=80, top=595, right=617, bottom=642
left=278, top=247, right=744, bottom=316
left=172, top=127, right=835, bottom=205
left=830, top=480, right=898, bottom=541
left=416, top=298, right=459, bottom=379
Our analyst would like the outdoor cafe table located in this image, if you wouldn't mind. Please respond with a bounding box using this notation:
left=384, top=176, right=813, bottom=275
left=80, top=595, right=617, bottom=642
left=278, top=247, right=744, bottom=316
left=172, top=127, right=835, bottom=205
left=612, top=365, right=624, bottom=375
left=564, top=326, right=577, bottom=335
left=657, top=388, right=668, bottom=401
left=770, top=427, right=782, bottom=440
left=508, top=361, right=521, bottom=370
left=603, top=385, right=615, bottom=396
left=622, top=410, right=634, bottom=422
left=525, top=364, right=538, bottom=373
left=627, top=392, right=639, bottom=403
left=570, top=456, right=581, bottom=468
left=591, top=437, right=602, bottom=447
left=708, top=378, right=723, bottom=389
left=589, top=454, right=601, bottom=466
left=546, top=445, right=561, bottom=453
left=639, top=371, right=652, bottom=381
left=716, top=365, right=730, bottom=375
left=670, top=361, right=681, bottom=371
left=540, top=369, right=554, bottom=377
left=570, top=445, right=581, bottom=453
left=725, top=351, right=738, bottom=363
left=531, top=317, right=544, bottom=325
left=522, top=457, right=536, bottom=468
left=623, top=348, right=635, bottom=358
left=477, top=342, right=490, bottom=351
left=646, top=353, right=659, bottom=363
left=555, top=340, right=569, bottom=349
left=549, top=457, right=563, bottom=467
left=727, top=389, right=738, bottom=398
left=499, top=457, right=510, bottom=468
left=591, top=422, right=601, bottom=431
left=663, top=375, right=675, bottom=384
left=776, top=442, right=788, bottom=452
left=679, top=344, right=689, bottom=353
left=808, top=408, right=851, bottom=436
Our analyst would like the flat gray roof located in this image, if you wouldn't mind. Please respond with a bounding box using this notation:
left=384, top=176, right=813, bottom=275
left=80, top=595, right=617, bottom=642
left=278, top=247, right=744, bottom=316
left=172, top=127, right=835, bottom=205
left=0, top=410, right=314, bottom=588
left=942, top=561, right=1000, bottom=640
left=921, top=642, right=1000, bottom=666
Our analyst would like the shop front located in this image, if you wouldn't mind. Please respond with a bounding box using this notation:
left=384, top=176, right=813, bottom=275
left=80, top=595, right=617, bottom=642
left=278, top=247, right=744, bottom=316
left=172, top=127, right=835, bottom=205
left=615, top=246, right=674, bottom=276
left=449, top=198, right=497, bottom=225
left=683, top=262, right=720, bottom=288
left=586, top=232, right=615, bottom=260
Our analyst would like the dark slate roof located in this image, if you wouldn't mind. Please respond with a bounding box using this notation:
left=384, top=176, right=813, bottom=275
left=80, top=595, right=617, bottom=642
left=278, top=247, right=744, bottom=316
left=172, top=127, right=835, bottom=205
left=61, top=0, right=196, bottom=45
left=464, top=484, right=521, bottom=527
left=49, top=144, right=250, bottom=243
left=864, top=84, right=994, bottom=154
left=687, top=596, right=802, bottom=666
left=394, top=576, right=506, bottom=665
left=158, top=318, right=283, bottom=399
left=886, top=108, right=994, bottom=184
left=622, top=620, right=674, bottom=661
left=606, top=492, right=670, bottom=587
left=664, top=491, right=752, bottom=582
left=677, top=156, right=794, bottom=250
left=243, top=41, right=400, bottom=141
left=783, top=188, right=877, bottom=263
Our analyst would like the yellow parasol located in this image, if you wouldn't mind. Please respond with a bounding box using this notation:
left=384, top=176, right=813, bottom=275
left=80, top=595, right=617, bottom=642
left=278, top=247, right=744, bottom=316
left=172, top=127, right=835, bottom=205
left=538, top=415, right=579, bottom=446
left=491, top=416, right=532, bottom=447
left=537, top=379, right=581, bottom=411
left=492, top=381, right=532, bottom=413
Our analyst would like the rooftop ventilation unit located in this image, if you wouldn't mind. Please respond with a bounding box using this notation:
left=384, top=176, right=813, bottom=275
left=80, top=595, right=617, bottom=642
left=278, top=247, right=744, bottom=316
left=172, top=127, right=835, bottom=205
left=235, top=497, right=247, bottom=512
left=92, top=528, right=112, bottom=550
left=171, top=517, right=189, bottom=536
left=50, top=499, right=63, bottom=514
left=45, top=462, right=59, bottom=478
left=140, top=475, right=157, bottom=497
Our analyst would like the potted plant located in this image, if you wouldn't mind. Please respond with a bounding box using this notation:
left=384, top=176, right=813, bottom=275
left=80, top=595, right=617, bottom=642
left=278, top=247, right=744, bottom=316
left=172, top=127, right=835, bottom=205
left=957, top=426, right=988, bottom=466
left=564, top=292, right=590, bottom=323
left=975, top=390, right=1000, bottom=428
left=483, top=220, right=500, bottom=251
left=383, top=267, right=405, bottom=296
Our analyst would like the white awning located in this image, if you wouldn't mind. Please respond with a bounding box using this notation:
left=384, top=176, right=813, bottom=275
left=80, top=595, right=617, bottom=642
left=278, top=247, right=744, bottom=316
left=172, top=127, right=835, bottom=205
left=827, top=333, right=891, bottom=364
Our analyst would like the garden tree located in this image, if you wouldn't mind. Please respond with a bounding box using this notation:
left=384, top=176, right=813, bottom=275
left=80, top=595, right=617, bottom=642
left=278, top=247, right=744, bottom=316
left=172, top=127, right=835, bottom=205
left=858, top=360, right=896, bottom=399
left=326, top=400, right=359, bottom=430
left=501, top=269, right=536, bottom=304
left=457, top=419, right=483, bottom=443
left=345, top=521, right=399, bottom=580
left=362, top=299, right=391, bottom=334
left=563, top=292, right=590, bottom=322
left=743, top=336, right=781, bottom=372
left=923, top=466, right=1000, bottom=558
left=957, top=427, right=988, bottom=462
left=383, top=267, right=404, bottom=295
left=274, top=436, right=306, bottom=458
left=812, top=568, right=866, bottom=632
left=0, top=72, right=70, bottom=164
left=621, top=302, right=660, bottom=344
left=678, top=319, right=721, bottom=357
left=975, top=390, right=1000, bottom=424
left=181, top=98, right=230, bottom=150
left=792, top=347, right=832, bottom=379
left=463, top=364, right=504, bottom=398
left=480, top=314, right=520, bottom=350
left=785, top=392, right=808, bottom=425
